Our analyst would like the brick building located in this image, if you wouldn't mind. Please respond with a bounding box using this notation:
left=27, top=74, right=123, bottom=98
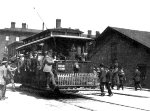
left=0, top=22, right=41, bottom=59
left=89, top=26, right=150, bottom=88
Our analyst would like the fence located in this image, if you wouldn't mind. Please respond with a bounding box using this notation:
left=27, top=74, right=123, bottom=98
left=57, top=73, right=99, bottom=87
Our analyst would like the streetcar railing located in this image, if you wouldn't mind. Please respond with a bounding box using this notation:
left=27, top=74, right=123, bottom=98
left=57, top=73, right=99, bottom=87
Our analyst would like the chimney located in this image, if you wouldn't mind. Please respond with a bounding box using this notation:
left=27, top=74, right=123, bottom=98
left=96, top=31, right=100, bottom=37
left=88, top=30, right=92, bottom=37
left=22, top=23, right=26, bottom=29
left=56, top=19, right=61, bottom=28
left=11, top=22, right=15, bottom=28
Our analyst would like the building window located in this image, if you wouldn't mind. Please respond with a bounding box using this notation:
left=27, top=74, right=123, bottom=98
left=6, top=36, right=9, bottom=41
left=16, top=37, right=19, bottom=41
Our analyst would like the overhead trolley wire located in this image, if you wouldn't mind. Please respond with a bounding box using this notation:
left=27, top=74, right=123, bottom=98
left=33, top=7, right=57, bottom=50
left=33, top=7, right=48, bottom=30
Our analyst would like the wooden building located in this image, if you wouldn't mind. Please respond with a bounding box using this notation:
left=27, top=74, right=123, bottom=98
left=89, top=26, right=150, bottom=88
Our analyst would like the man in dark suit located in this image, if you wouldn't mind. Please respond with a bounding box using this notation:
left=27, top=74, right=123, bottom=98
left=99, top=64, right=113, bottom=96
left=106, top=67, right=113, bottom=96
left=111, top=66, right=120, bottom=90
left=134, top=67, right=142, bottom=91
left=118, top=67, right=126, bottom=90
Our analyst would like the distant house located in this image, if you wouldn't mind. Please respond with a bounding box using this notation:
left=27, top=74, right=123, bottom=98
left=7, top=41, right=23, bottom=58
left=0, top=22, right=41, bottom=59
left=89, top=26, right=150, bottom=88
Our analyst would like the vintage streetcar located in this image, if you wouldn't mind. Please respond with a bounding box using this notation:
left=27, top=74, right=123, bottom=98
left=16, top=26, right=98, bottom=92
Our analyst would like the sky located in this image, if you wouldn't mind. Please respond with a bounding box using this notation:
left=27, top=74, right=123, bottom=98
left=0, top=0, right=150, bottom=34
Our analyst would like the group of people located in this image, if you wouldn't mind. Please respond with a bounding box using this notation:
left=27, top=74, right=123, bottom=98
left=93, top=64, right=126, bottom=96
left=93, top=63, right=143, bottom=96
left=0, top=59, right=17, bottom=100
left=0, top=49, right=59, bottom=100
left=17, top=49, right=58, bottom=90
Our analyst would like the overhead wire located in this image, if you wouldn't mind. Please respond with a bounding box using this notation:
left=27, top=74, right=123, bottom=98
left=33, top=7, right=57, bottom=50
left=33, top=7, right=48, bottom=30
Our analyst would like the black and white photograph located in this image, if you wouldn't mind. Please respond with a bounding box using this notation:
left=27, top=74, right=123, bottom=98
left=0, top=0, right=150, bottom=111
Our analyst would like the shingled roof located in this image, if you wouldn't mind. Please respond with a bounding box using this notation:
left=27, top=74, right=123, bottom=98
left=110, top=26, right=150, bottom=49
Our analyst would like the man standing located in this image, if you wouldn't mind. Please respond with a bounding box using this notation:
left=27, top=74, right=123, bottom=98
left=0, top=62, right=6, bottom=100
left=17, top=54, right=25, bottom=84
left=99, top=64, right=113, bottom=96
left=37, top=51, right=44, bottom=85
left=7, top=60, right=17, bottom=91
left=30, top=52, right=38, bottom=84
left=106, top=67, right=113, bottom=96
left=118, top=67, right=126, bottom=90
left=43, top=50, right=57, bottom=90
left=134, top=67, right=142, bottom=91
left=111, top=66, right=120, bottom=90
left=1, top=61, right=8, bottom=99
left=106, top=67, right=113, bottom=90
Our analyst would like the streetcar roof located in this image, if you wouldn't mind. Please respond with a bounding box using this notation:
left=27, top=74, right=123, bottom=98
left=16, top=35, right=93, bottom=50
left=22, top=28, right=84, bottom=41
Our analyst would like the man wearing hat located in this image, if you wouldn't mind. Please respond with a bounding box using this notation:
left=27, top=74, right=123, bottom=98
left=118, top=67, right=126, bottom=90
left=42, top=49, right=57, bottom=90
left=17, top=53, right=24, bottom=73
left=7, top=60, right=17, bottom=91
left=17, top=53, right=26, bottom=84
left=0, top=60, right=8, bottom=99
left=133, top=67, right=142, bottom=91
left=111, top=65, right=120, bottom=90
left=36, top=51, right=44, bottom=84
left=0, top=61, right=7, bottom=100
left=30, top=51, right=38, bottom=84
left=98, top=64, right=113, bottom=96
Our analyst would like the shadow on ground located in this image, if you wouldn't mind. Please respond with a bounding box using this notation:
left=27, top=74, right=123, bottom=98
left=9, top=86, right=88, bottom=100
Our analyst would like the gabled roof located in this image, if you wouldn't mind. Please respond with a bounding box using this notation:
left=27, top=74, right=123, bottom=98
left=109, top=26, right=150, bottom=49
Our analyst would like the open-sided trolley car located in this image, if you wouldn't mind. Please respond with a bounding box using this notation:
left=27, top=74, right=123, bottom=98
left=16, top=27, right=98, bottom=92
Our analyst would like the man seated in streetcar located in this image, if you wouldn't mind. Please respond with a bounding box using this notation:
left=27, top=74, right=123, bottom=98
left=37, top=51, right=44, bottom=70
left=57, top=53, right=66, bottom=60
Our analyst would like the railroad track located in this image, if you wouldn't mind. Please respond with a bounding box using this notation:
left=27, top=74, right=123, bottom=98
left=15, top=86, right=149, bottom=111
left=57, top=91, right=149, bottom=111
